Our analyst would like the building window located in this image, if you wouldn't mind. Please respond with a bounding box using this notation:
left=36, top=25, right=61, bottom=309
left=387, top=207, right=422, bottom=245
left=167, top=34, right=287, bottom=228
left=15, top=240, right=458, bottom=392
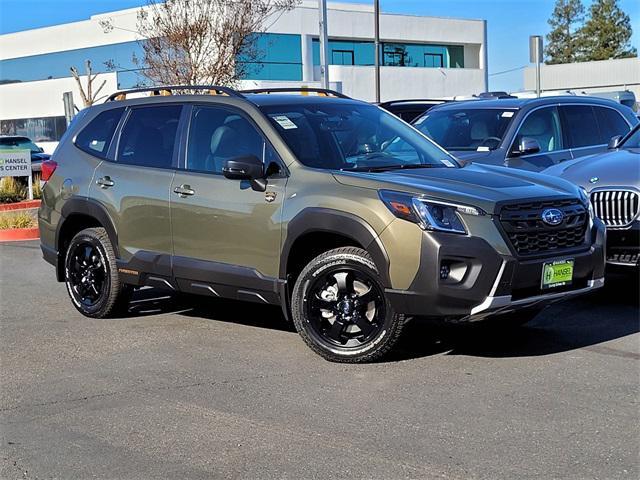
left=0, top=116, right=67, bottom=142
left=383, top=44, right=409, bottom=66
left=312, top=39, right=375, bottom=66
left=239, top=33, right=303, bottom=81
left=331, top=50, right=355, bottom=65
left=424, top=53, right=444, bottom=68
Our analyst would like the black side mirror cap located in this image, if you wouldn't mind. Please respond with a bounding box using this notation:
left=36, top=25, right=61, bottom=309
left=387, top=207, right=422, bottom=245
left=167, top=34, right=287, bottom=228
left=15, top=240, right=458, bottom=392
left=222, top=156, right=263, bottom=181
left=608, top=135, right=622, bottom=150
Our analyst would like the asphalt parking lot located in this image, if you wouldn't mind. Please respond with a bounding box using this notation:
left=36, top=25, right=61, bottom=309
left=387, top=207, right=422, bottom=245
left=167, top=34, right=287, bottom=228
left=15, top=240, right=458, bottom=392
left=0, top=240, right=638, bottom=479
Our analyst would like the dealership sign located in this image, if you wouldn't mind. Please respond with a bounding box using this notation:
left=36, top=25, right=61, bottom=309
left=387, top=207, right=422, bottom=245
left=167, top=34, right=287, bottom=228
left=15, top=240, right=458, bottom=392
left=0, top=149, right=33, bottom=200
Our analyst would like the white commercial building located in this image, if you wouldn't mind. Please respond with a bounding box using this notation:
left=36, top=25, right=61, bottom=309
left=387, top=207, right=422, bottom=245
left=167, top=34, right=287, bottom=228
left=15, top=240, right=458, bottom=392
left=0, top=1, right=488, bottom=152
left=523, top=57, right=640, bottom=107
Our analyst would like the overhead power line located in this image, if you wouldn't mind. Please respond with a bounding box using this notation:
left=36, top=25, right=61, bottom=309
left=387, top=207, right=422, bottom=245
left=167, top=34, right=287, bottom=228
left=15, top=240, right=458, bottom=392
left=489, top=65, right=527, bottom=77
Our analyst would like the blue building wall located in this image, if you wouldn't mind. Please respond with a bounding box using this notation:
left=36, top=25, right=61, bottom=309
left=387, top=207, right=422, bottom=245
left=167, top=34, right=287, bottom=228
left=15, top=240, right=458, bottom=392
left=312, top=39, right=464, bottom=68
left=0, top=33, right=303, bottom=87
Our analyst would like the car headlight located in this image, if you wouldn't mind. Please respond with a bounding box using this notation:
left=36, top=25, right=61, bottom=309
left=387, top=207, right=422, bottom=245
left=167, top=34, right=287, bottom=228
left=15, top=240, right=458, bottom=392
left=379, top=190, right=485, bottom=234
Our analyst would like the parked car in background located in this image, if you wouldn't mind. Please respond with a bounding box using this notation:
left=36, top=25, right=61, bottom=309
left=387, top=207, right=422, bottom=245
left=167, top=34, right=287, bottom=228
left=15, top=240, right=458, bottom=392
left=588, top=90, right=637, bottom=113
left=378, top=99, right=446, bottom=123
left=412, top=96, right=638, bottom=172
left=0, top=135, right=50, bottom=173
left=544, top=124, right=640, bottom=268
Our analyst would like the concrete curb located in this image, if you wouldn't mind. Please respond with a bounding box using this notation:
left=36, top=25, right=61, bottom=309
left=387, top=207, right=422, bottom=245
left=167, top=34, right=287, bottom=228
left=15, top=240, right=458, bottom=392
left=0, top=227, right=40, bottom=242
left=0, top=200, right=41, bottom=212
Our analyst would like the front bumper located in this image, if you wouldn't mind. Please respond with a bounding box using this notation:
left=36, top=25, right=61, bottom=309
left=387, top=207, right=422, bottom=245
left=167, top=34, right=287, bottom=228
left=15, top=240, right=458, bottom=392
left=386, top=219, right=606, bottom=322
left=605, top=221, right=639, bottom=267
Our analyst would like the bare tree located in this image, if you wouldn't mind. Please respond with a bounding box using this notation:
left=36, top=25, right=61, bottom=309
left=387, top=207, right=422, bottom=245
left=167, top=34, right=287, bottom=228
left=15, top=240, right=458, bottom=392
left=69, top=60, right=108, bottom=107
left=131, top=0, right=299, bottom=87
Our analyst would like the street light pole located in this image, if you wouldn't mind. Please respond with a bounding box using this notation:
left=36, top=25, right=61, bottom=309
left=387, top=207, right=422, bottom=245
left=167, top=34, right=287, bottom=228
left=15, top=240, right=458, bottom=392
left=374, top=0, right=380, bottom=102
left=318, top=0, right=330, bottom=89
left=529, top=35, right=543, bottom=98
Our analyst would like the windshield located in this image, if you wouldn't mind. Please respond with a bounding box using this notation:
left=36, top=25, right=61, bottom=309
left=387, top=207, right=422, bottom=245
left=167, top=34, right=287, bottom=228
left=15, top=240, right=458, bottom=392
left=259, top=102, right=457, bottom=171
left=413, top=108, right=517, bottom=151
left=621, top=125, right=640, bottom=149
left=0, top=137, right=40, bottom=153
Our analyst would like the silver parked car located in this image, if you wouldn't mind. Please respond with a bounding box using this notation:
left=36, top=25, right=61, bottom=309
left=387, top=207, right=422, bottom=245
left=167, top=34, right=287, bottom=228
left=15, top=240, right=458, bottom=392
left=544, top=124, right=640, bottom=268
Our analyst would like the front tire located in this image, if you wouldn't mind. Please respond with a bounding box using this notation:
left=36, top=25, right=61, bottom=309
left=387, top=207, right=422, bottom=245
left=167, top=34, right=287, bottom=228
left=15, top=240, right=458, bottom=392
left=64, top=227, right=131, bottom=318
left=291, top=247, right=404, bottom=363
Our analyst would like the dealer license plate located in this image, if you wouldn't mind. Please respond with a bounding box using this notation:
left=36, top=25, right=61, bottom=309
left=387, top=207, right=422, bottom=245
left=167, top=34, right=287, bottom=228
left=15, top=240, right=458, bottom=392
left=541, top=259, right=574, bottom=289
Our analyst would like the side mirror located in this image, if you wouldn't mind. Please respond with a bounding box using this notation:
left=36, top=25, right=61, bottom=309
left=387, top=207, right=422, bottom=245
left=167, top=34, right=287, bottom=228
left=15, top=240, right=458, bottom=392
left=38, top=146, right=44, bottom=153
left=222, top=155, right=266, bottom=192
left=608, top=135, right=622, bottom=150
left=222, top=155, right=263, bottom=180
left=515, top=137, right=541, bottom=156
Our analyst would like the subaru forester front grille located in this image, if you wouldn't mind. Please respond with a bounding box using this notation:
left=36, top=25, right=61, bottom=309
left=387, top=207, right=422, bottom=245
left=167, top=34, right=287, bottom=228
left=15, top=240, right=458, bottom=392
left=590, top=189, right=639, bottom=228
left=498, top=199, right=589, bottom=256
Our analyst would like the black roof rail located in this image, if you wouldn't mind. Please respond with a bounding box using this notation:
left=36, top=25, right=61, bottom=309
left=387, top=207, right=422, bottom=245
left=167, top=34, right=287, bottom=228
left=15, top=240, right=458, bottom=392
left=105, top=85, right=245, bottom=102
left=240, top=87, right=351, bottom=99
left=378, top=98, right=447, bottom=106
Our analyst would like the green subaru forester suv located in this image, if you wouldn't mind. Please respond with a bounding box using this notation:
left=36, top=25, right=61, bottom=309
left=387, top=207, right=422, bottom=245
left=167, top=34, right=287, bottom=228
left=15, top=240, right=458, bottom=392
left=38, top=86, right=606, bottom=362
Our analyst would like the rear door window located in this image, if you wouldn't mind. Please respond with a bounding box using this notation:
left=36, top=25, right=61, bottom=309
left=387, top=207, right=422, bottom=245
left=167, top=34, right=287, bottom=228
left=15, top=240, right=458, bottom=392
left=593, top=106, right=630, bottom=143
left=117, top=105, right=182, bottom=168
left=75, top=108, right=124, bottom=158
left=561, top=105, right=601, bottom=148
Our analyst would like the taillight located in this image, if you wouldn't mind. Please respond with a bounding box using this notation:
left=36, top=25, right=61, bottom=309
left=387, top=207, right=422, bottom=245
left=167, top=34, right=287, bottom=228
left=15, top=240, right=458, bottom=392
left=41, top=160, right=58, bottom=182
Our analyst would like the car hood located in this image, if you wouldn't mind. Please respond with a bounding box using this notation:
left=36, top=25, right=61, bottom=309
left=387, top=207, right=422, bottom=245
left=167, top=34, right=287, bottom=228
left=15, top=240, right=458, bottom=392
left=31, top=152, right=50, bottom=162
left=332, top=163, right=581, bottom=215
left=542, top=148, right=640, bottom=190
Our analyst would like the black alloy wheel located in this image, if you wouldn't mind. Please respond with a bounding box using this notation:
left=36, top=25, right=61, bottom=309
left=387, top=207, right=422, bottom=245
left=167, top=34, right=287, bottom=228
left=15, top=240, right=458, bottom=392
left=305, top=267, right=385, bottom=348
left=64, top=227, right=131, bottom=318
left=291, top=247, right=405, bottom=363
left=67, top=242, right=107, bottom=307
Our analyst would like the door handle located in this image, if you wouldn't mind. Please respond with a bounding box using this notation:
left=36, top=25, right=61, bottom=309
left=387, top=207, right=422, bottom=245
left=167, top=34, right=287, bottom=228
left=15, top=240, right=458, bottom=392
left=96, top=176, right=115, bottom=188
left=173, top=184, right=195, bottom=197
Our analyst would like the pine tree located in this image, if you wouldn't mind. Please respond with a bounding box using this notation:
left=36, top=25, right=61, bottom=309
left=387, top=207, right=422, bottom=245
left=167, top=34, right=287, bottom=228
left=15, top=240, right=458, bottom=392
left=545, top=0, right=586, bottom=64
left=580, top=0, right=637, bottom=61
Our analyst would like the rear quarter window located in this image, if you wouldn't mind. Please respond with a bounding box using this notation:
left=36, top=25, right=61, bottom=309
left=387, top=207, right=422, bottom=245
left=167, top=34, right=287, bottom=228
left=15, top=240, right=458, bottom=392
left=74, top=108, right=124, bottom=158
left=594, top=106, right=630, bottom=143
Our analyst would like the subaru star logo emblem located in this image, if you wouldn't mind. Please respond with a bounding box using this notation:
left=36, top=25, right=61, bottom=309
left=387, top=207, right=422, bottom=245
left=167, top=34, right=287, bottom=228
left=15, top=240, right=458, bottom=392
left=589, top=176, right=599, bottom=184
left=541, top=208, right=564, bottom=226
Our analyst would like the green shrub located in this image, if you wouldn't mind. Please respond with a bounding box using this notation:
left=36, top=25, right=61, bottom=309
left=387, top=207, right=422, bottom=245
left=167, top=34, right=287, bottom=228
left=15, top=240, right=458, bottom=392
left=0, top=211, right=36, bottom=229
left=32, top=172, right=42, bottom=200
left=0, top=177, right=27, bottom=204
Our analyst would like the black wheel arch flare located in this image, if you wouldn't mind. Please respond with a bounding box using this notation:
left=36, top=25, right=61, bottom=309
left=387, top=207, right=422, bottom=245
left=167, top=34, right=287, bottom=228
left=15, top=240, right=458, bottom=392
left=55, top=198, right=120, bottom=280
left=280, top=207, right=391, bottom=288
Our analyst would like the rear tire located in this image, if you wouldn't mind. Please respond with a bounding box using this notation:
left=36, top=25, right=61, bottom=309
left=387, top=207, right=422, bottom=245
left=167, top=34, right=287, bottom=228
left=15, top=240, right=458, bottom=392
left=64, top=227, right=131, bottom=318
left=291, top=247, right=404, bottom=363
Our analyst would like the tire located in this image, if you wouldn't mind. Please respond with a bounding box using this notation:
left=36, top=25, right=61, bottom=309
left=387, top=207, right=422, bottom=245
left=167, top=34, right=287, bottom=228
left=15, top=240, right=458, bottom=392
left=64, top=227, right=131, bottom=318
left=291, top=247, right=404, bottom=363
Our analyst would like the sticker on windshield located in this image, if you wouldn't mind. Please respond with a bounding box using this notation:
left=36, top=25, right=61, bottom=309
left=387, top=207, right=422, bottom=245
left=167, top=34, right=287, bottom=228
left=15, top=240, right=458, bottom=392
left=272, top=115, right=298, bottom=130
left=476, top=146, right=490, bottom=152
left=501, top=111, right=514, bottom=118
left=441, top=159, right=455, bottom=167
